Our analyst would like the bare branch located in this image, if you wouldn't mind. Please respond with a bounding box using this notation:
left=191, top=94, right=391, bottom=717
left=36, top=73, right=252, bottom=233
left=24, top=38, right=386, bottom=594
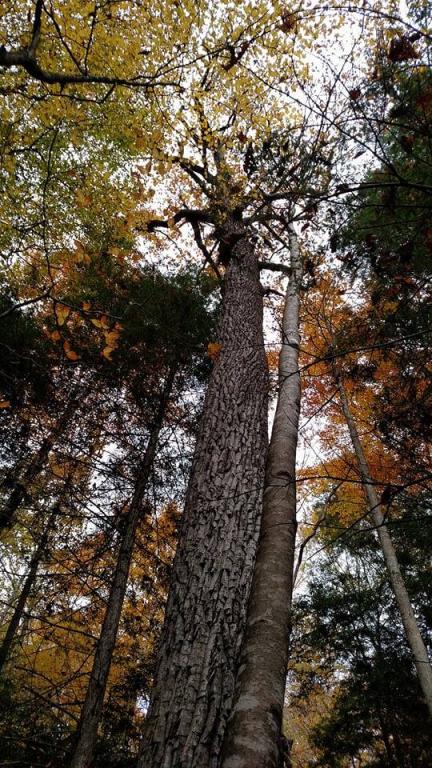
left=258, top=261, right=291, bottom=277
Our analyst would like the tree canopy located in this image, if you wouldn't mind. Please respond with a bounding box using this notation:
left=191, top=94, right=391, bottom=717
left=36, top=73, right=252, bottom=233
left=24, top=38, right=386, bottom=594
left=1, top=2, right=431, bottom=767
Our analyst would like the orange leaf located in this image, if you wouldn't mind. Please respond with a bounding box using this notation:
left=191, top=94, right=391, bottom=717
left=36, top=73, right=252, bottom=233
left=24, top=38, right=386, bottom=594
left=63, top=341, right=80, bottom=361
left=51, top=330, right=62, bottom=342
left=0, top=400, right=11, bottom=409
left=207, top=342, right=222, bottom=361
left=66, top=349, right=80, bottom=361
left=266, top=349, right=280, bottom=371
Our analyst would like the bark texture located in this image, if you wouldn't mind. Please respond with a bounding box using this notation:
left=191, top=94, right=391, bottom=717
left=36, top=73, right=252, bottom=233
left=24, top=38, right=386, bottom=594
left=337, top=375, right=432, bottom=719
left=70, top=371, right=175, bottom=768
left=221, top=229, right=302, bottom=768
left=138, top=223, right=268, bottom=768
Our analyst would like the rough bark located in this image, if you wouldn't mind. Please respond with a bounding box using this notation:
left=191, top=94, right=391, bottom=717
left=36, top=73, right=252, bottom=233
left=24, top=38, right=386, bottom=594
left=0, top=507, right=56, bottom=674
left=138, top=221, right=268, bottom=768
left=69, top=370, right=175, bottom=768
left=221, top=228, right=302, bottom=768
left=337, top=375, right=432, bottom=718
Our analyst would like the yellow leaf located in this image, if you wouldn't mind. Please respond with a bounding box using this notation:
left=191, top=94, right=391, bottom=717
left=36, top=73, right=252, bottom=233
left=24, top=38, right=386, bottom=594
left=104, top=330, right=120, bottom=347
left=50, top=461, right=67, bottom=478
left=135, top=134, right=147, bottom=150
left=75, top=190, right=92, bottom=208
left=0, top=400, right=11, bottom=409
left=55, top=303, right=71, bottom=326
left=90, top=318, right=103, bottom=328
left=102, top=346, right=113, bottom=360
left=74, top=239, right=88, bottom=262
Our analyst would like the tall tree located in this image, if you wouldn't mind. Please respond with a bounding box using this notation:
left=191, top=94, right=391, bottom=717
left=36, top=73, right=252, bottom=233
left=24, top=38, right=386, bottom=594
left=2, top=4, right=417, bottom=766
left=70, top=369, right=175, bottom=768
left=69, top=266, right=214, bottom=768
left=221, top=227, right=302, bottom=768
left=290, top=517, right=432, bottom=767
left=0, top=504, right=57, bottom=674
left=333, top=364, right=432, bottom=717
left=138, top=219, right=269, bottom=768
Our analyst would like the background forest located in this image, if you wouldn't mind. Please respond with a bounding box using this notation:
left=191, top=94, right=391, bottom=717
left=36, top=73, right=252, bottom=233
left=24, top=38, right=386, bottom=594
left=0, top=1, right=431, bottom=767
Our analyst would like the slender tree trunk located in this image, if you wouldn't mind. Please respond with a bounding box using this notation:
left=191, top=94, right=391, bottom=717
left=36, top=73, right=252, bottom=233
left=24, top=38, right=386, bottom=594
left=138, top=221, right=269, bottom=768
left=69, top=369, right=176, bottom=768
left=221, top=228, right=302, bottom=768
left=0, top=395, right=77, bottom=530
left=376, top=707, right=398, bottom=768
left=0, top=507, right=56, bottom=674
left=337, top=374, right=432, bottom=718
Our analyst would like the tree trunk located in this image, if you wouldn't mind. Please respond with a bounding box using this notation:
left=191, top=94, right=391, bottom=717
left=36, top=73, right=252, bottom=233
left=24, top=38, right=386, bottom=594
left=0, top=507, right=56, bottom=674
left=138, top=222, right=269, bottom=768
left=69, top=369, right=176, bottom=768
left=337, top=374, right=432, bottom=718
left=0, top=395, right=77, bottom=530
left=221, top=228, right=302, bottom=768
left=376, top=707, right=398, bottom=768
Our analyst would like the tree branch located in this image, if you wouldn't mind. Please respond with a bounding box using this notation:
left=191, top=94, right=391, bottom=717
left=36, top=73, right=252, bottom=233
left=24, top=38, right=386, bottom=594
left=143, top=208, right=213, bottom=233
left=190, top=221, right=222, bottom=280
left=0, top=46, right=179, bottom=90
left=258, top=261, right=291, bottom=276
left=28, top=0, right=43, bottom=57
left=0, top=289, right=53, bottom=321
left=293, top=513, right=325, bottom=585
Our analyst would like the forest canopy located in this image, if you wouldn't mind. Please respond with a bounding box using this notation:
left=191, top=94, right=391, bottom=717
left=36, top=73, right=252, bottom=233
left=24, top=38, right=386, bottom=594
left=0, top=2, right=431, bottom=767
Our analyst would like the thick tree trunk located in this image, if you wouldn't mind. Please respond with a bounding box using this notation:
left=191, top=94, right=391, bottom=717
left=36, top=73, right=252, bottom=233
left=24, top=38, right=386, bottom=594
left=138, top=222, right=268, bottom=768
left=221, top=228, right=302, bottom=768
left=337, top=376, right=432, bottom=718
left=69, top=370, right=175, bottom=768
left=0, top=507, right=56, bottom=674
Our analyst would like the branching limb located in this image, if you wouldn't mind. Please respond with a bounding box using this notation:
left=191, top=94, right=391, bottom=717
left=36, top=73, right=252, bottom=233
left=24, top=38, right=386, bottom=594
left=293, top=513, right=326, bottom=586
left=0, top=44, right=180, bottom=89
left=258, top=261, right=291, bottom=276
left=144, top=208, right=212, bottom=233
left=28, top=0, right=43, bottom=57
left=0, top=289, right=53, bottom=321
left=190, top=221, right=222, bottom=280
